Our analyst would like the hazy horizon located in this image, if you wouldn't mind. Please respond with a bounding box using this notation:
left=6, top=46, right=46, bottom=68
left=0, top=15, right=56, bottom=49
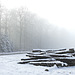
left=1, top=0, right=75, bottom=32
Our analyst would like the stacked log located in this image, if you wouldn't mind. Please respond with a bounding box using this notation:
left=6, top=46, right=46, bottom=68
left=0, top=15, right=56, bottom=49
left=18, top=48, right=75, bottom=67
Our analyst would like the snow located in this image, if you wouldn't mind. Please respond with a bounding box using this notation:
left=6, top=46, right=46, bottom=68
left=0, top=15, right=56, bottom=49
left=57, top=56, right=75, bottom=59
left=0, top=53, right=75, bottom=75
left=29, top=61, right=64, bottom=64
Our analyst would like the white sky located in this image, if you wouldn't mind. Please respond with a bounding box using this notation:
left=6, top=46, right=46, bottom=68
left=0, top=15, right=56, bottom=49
left=1, top=0, right=75, bottom=31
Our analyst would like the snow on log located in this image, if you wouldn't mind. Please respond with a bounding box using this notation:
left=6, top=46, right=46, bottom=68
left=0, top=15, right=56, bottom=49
left=26, top=54, right=51, bottom=59
left=27, top=52, right=46, bottom=55
left=50, top=54, right=72, bottom=57
left=29, top=61, right=67, bottom=67
left=55, top=48, right=74, bottom=54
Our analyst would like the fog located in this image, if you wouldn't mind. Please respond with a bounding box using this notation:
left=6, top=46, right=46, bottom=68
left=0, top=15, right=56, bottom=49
left=0, top=0, right=75, bottom=52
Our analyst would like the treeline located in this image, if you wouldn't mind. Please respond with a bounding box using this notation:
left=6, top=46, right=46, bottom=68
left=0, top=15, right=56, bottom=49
left=0, top=4, right=54, bottom=51
left=0, top=3, right=74, bottom=52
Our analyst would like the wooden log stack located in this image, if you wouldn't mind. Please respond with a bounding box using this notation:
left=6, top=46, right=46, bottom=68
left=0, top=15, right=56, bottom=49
left=18, top=48, right=75, bottom=67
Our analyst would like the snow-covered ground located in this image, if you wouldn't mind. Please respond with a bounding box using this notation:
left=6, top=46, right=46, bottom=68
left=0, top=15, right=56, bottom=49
left=0, top=53, right=75, bottom=75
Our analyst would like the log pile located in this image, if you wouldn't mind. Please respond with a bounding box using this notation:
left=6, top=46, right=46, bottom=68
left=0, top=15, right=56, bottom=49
left=18, top=48, right=75, bottom=67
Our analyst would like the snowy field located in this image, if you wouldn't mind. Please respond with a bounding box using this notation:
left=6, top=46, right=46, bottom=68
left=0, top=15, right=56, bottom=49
left=0, top=53, right=75, bottom=75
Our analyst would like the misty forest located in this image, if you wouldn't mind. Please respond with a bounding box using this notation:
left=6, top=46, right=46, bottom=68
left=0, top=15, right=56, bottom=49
left=0, top=3, right=75, bottom=53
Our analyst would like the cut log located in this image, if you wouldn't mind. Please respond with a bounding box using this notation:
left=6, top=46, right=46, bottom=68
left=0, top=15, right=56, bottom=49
left=27, top=52, right=46, bottom=55
left=59, top=48, right=66, bottom=50
left=32, top=48, right=66, bottom=53
left=29, top=61, right=67, bottom=67
left=46, top=48, right=66, bottom=53
left=21, top=58, right=37, bottom=61
left=19, top=58, right=55, bottom=64
left=21, top=58, right=55, bottom=63
left=50, top=54, right=72, bottom=57
left=32, top=49, right=43, bottom=52
left=46, top=50, right=55, bottom=53
left=69, top=48, right=74, bottom=53
left=55, top=49, right=74, bottom=54
left=72, top=53, right=75, bottom=56
left=18, top=61, right=29, bottom=64
left=55, top=57, right=75, bottom=66
left=26, top=54, right=51, bottom=59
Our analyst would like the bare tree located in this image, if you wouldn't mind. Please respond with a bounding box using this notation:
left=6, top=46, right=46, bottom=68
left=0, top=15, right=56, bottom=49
left=0, top=2, right=2, bottom=35
left=3, top=9, right=9, bottom=35
left=17, top=7, right=27, bottom=50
